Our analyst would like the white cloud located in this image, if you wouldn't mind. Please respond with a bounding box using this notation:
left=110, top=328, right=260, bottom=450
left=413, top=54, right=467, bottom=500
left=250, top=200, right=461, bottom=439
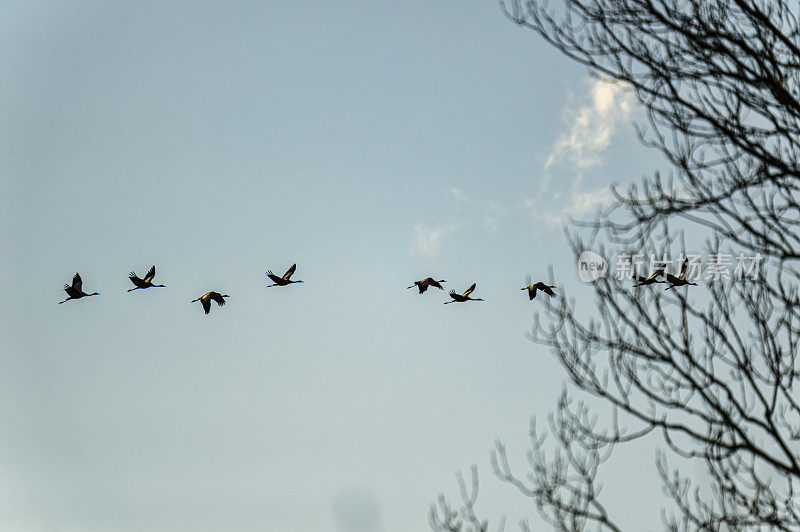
left=448, top=188, right=469, bottom=204
left=534, top=187, right=612, bottom=228
left=529, top=78, right=633, bottom=228
left=412, top=192, right=510, bottom=250
left=483, top=200, right=509, bottom=232
left=413, top=223, right=458, bottom=255
left=545, top=79, right=633, bottom=172
left=570, top=187, right=612, bottom=214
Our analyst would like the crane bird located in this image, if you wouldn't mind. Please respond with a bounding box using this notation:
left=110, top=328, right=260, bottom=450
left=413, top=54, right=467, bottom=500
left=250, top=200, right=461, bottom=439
left=665, top=259, right=698, bottom=290
left=444, top=283, right=484, bottom=304
left=59, top=273, right=100, bottom=304
left=266, top=263, right=303, bottom=287
left=191, top=291, right=229, bottom=314
left=633, top=269, right=666, bottom=287
left=407, top=277, right=446, bottom=294
left=127, top=265, right=166, bottom=292
left=522, top=281, right=556, bottom=300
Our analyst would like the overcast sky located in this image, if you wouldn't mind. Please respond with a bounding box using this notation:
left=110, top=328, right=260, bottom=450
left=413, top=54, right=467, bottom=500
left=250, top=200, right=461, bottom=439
left=1, top=1, right=662, bottom=530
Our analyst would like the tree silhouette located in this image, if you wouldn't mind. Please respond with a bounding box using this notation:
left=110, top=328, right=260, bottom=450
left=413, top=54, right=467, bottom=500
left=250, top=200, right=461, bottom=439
left=432, top=0, right=800, bottom=529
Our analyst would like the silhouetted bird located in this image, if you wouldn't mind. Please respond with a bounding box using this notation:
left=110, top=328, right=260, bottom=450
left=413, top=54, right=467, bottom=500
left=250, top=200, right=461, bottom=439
left=665, top=259, right=699, bottom=290
left=59, top=273, right=100, bottom=304
left=522, top=281, right=556, bottom=299
left=444, top=283, right=484, bottom=304
left=127, top=265, right=166, bottom=292
left=266, top=263, right=303, bottom=287
left=407, top=277, right=446, bottom=294
left=633, top=269, right=665, bottom=287
left=191, top=291, right=229, bottom=314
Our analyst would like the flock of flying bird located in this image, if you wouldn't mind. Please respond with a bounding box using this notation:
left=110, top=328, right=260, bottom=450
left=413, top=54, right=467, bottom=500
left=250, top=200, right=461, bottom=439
left=57, top=263, right=558, bottom=313
left=407, top=276, right=557, bottom=303
left=632, top=258, right=699, bottom=289
left=58, top=258, right=698, bottom=314
left=58, top=263, right=303, bottom=314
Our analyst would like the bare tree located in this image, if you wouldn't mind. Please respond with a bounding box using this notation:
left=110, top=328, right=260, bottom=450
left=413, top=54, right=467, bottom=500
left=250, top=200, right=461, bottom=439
left=432, top=0, right=800, bottom=529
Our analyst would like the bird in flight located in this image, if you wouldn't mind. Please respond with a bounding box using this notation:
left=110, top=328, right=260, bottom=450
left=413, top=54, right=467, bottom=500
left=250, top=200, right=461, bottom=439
left=633, top=269, right=665, bottom=287
left=522, top=281, right=556, bottom=300
left=127, top=265, right=166, bottom=292
left=266, top=263, right=303, bottom=287
left=665, top=259, right=698, bottom=290
left=191, top=291, right=229, bottom=314
left=444, top=283, right=484, bottom=304
left=407, top=277, right=446, bottom=294
left=59, top=273, right=100, bottom=304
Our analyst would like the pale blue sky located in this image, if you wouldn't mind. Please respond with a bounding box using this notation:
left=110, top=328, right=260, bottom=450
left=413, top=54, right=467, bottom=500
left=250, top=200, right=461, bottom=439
left=1, top=2, right=661, bottom=530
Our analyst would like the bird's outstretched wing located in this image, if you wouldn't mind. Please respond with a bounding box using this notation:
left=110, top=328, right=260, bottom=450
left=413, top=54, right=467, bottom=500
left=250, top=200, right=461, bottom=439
left=679, top=259, right=689, bottom=280
left=72, top=273, right=83, bottom=291
left=430, top=279, right=445, bottom=289
left=266, top=271, right=282, bottom=283
left=210, top=292, right=227, bottom=306
left=283, top=263, right=297, bottom=280
left=538, top=283, right=556, bottom=297
left=463, top=283, right=476, bottom=297
left=634, top=274, right=648, bottom=283
left=201, top=298, right=211, bottom=314
left=144, top=265, right=156, bottom=283
left=665, top=273, right=681, bottom=284
left=63, top=285, right=80, bottom=297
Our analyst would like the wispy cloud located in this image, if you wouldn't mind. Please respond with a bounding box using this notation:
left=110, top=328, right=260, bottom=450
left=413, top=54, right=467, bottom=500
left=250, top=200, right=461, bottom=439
left=483, top=200, right=510, bottom=232
left=448, top=188, right=469, bottom=204
left=411, top=189, right=514, bottom=253
left=545, top=79, right=633, bottom=173
left=412, top=223, right=458, bottom=255
left=530, top=79, right=633, bottom=227
left=570, top=187, right=612, bottom=213
left=535, top=187, right=612, bottom=228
